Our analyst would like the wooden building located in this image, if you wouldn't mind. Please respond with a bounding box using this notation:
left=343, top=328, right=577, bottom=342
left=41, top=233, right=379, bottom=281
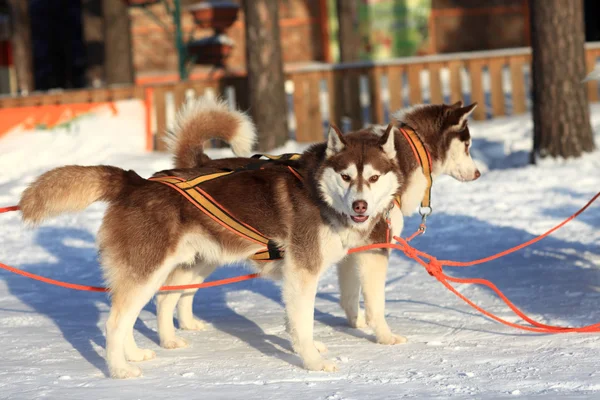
left=1, top=0, right=599, bottom=92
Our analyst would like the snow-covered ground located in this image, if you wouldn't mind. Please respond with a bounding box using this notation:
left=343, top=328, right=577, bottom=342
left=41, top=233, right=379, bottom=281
left=0, top=102, right=599, bottom=399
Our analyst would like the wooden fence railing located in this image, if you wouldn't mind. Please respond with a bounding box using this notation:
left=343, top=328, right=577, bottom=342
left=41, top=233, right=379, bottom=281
left=0, top=86, right=145, bottom=107
left=2, top=43, right=600, bottom=151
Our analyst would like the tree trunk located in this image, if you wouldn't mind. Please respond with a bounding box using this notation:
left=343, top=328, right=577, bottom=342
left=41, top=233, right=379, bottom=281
left=82, top=0, right=105, bottom=87
left=334, top=0, right=361, bottom=130
left=336, top=0, right=360, bottom=63
left=8, top=0, right=34, bottom=94
left=103, top=0, right=134, bottom=85
left=529, top=0, right=595, bottom=161
left=243, top=0, right=288, bottom=151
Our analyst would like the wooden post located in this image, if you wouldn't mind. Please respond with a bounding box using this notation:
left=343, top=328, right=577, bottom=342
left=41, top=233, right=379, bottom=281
left=318, top=0, right=331, bottom=63
left=386, top=65, right=404, bottom=113
left=103, top=0, right=134, bottom=85
left=448, top=60, right=463, bottom=104
left=8, top=0, right=34, bottom=93
left=407, top=64, right=422, bottom=105
left=369, top=67, right=384, bottom=124
left=428, top=63, right=443, bottom=104
left=336, top=0, right=360, bottom=62
left=325, top=70, right=337, bottom=127
left=81, top=0, right=105, bottom=87
left=586, top=51, right=599, bottom=103
left=509, top=56, right=527, bottom=115
left=243, top=0, right=289, bottom=150
left=154, top=86, right=167, bottom=151
left=488, top=58, right=506, bottom=117
left=145, top=87, right=153, bottom=151
left=292, top=74, right=308, bottom=141
left=468, top=60, right=486, bottom=120
left=173, top=83, right=187, bottom=113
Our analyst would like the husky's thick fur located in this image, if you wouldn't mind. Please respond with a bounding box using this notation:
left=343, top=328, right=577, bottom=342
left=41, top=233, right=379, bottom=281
left=159, top=97, right=481, bottom=347
left=19, top=123, right=402, bottom=378
left=165, top=96, right=257, bottom=165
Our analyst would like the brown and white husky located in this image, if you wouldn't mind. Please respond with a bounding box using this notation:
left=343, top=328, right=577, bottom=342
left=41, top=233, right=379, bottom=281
left=18, top=117, right=403, bottom=378
left=158, top=97, right=481, bottom=349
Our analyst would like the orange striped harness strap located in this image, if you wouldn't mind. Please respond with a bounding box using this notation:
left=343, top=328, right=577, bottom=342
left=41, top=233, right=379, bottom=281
left=397, top=125, right=434, bottom=228
left=149, top=154, right=302, bottom=262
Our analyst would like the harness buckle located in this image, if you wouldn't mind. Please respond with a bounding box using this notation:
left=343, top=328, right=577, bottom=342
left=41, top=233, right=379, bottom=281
left=418, top=206, right=432, bottom=234
left=419, top=206, right=432, bottom=218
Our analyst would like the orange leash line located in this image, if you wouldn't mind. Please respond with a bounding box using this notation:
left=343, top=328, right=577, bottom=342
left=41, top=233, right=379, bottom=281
left=438, top=190, right=600, bottom=268
left=0, top=205, right=19, bottom=213
left=1, top=191, right=599, bottom=334
left=0, top=261, right=108, bottom=292
left=161, top=273, right=260, bottom=291
left=0, top=259, right=259, bottom=292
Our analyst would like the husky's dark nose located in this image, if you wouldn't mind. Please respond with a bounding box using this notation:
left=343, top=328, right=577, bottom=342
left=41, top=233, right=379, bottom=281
left=474, top=170, right=481, bottom=180
left=352, top=200, right=368, bottom=214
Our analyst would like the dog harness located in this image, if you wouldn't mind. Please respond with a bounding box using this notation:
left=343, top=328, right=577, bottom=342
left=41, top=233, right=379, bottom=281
left=396, top=124, right=434, bottom=227
left=149, top=153, right=302, bottom=262
left=150, top=128, right=433, bottom=261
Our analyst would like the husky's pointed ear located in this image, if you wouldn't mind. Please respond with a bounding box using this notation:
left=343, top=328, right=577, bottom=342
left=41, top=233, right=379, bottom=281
left=448, top=100, right=464, bottom=110
left=379, top=123, right=396, bottom=159
left=447, top=103, right=477, bottom=132
left=326, top=124, right=346, bottom=158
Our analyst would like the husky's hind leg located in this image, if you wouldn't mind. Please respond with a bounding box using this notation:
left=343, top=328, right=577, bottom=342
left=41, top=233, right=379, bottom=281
left=106, top=261, right=176, bottom=379
left=177, top=262, right=217, bottom=330
left=157, top=262, right=217, bottom=348
left=156, top=267, right=194, bottom=349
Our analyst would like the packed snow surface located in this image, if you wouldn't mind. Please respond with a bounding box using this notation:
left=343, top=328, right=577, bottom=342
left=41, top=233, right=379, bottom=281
left=0, top=101, right=599, bottom=399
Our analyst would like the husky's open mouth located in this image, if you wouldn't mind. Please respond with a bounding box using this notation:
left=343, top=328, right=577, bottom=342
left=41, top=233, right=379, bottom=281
left=350, top=215, right=369, bottom=223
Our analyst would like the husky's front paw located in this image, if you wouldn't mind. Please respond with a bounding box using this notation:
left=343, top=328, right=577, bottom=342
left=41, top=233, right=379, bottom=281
left=179, top=318, right=207, bottom=331
left=304, top=358, right=339, bottom=372
left=377, top=333, right=407, bottom=345
left=161, top=336, right=188, bottom=349
left=126, top=348, right=156, bottom=362
left=110, top=363, right=142, bottom=379
left=348, top=311, right=367, bottom=329
left=314, top=340, right=328, bottom=354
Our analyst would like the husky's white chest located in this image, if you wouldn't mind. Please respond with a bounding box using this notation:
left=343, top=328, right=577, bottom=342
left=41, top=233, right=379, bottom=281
left=318, top=224, right=368, bottom=265
left=338, top=227, right=369, bottom=249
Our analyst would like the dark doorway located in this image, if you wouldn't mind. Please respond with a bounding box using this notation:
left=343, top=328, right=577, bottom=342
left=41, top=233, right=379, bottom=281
left=585, top=0, right=600, bottom=42
left=29, top=0, right=86, bottom=90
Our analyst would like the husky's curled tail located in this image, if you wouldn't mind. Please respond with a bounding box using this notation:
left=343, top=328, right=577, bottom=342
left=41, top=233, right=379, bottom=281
left=19, top=165, right=136, bottom=225
left=165, top=97, right=257, bottom=168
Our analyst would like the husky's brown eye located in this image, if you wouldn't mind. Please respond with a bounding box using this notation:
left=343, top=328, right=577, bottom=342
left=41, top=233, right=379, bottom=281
left=464, top=142, right=470, bottom=155
left=341, top=174, right=351, bottom=182
left=369, top=175, right=380, bottom=183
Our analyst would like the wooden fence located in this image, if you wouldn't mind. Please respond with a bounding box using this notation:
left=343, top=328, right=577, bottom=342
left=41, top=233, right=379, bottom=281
left=2, top=43, right=600, bottom=151
left=0, top=86, right=146, bottom=107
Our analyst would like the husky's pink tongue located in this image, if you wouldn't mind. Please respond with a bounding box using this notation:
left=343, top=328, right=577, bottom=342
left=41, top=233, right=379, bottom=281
left=351, top=215, right=369, bottom=223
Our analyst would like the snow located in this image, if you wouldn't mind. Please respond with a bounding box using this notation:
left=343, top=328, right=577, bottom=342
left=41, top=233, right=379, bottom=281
left=0, top=101, right=600, bottom=399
